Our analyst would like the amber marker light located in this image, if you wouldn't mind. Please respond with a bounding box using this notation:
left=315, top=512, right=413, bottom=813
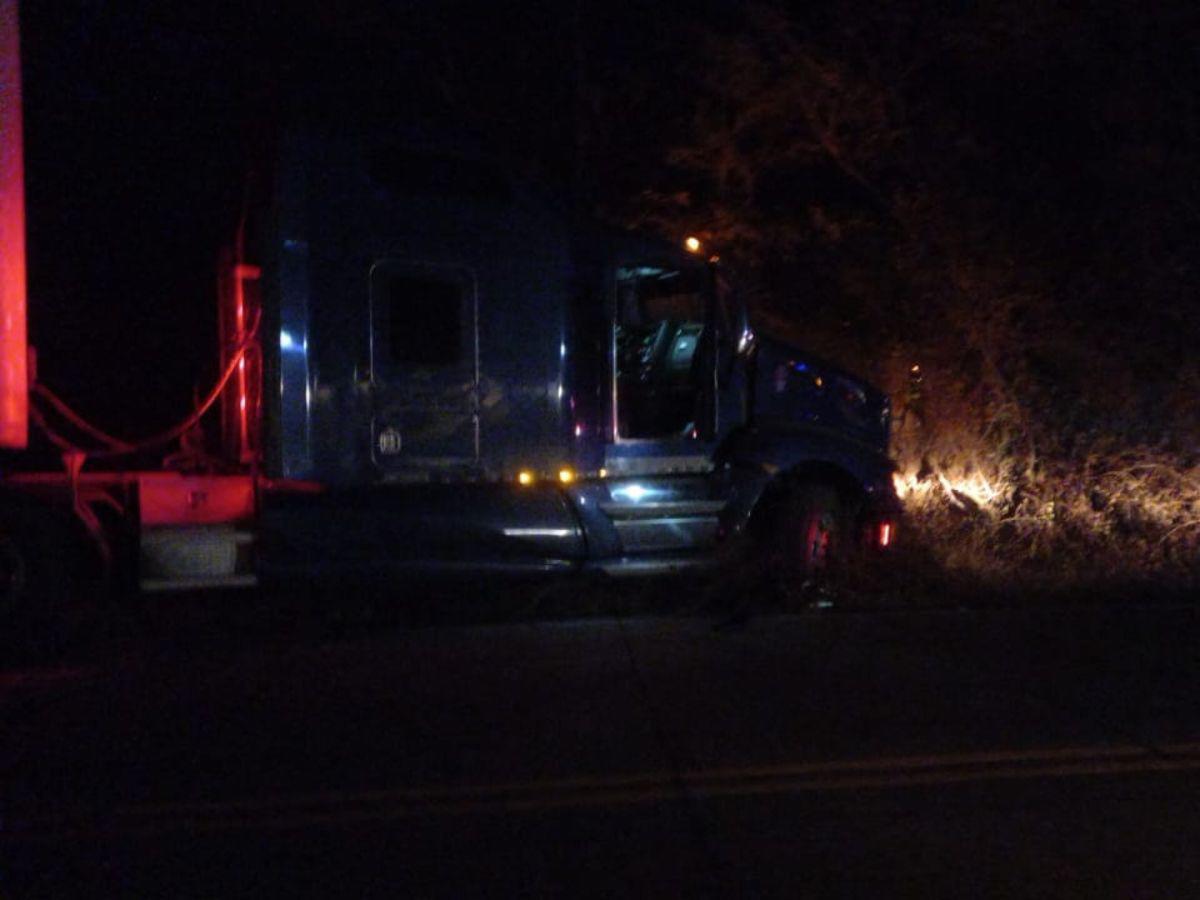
left=684, top=236, right=703, bottom=254
left=558, top=468, right=575, bottom=484
left=517, top=470, right=535, bottom=486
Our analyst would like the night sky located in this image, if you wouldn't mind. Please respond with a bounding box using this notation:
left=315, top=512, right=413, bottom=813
left=17, top=0, right=662, bottom=441
left=14, top=1, right=1200, bottom=456
left=21, top=1, right=254, bottom=440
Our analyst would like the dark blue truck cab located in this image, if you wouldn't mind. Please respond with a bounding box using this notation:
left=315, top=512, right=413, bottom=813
left=255, top=129, right=899, bottom=582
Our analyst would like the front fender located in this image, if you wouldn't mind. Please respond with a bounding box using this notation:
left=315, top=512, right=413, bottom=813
left=717, top=420, right=899, bottom=535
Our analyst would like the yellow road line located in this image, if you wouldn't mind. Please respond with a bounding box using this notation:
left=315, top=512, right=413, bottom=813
left=11, top=743, right=1200, bottom=840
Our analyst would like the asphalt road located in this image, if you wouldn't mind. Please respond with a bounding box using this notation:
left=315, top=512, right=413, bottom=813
left=1, top=599, right=1198, bottom=898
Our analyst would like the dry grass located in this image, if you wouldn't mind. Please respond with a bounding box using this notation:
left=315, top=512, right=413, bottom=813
left=889, top=417, right=1200, bottom=598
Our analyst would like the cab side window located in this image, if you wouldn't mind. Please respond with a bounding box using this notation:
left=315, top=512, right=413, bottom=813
left=371, top=266, right=465, bottom=367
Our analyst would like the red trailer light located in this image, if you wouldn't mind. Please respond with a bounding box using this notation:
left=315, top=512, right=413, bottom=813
left=0, top=0, right=28, bottom=448
left=219, top=259, right=261, bottom=464
left=878, top=521, right=893, bottom=548
left=234, top=264, right=259, bottom=463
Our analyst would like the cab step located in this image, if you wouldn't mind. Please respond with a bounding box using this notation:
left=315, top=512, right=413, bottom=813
left=599, top=495, right=726, bottom=554
left=139, top=526, right=257, bottom=592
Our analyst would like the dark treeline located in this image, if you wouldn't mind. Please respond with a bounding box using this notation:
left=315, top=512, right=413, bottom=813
left=19, top=0, right=1200, bottom=581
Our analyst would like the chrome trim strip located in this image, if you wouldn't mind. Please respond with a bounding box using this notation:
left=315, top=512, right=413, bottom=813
left=598, top=501, right=726, bottom=519
left=602, top=455, right=715, bottom=476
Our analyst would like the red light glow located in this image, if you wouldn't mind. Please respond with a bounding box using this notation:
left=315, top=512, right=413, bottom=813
left=235, top=280, right=248, bottom=454
left=138, top=473, right=255, bottom=526
left=223, top=262, right=260, bottom=464
left=0, top=0, right=28, bottom=448
left=879, top=521, right=893, bottom=548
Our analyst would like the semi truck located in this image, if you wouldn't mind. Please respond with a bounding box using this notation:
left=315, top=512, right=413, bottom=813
left=0, top=2, right=899, bottom=615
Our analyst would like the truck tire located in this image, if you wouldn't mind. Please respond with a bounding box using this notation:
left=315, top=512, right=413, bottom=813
left=765, top=481, right=850, bottom=579
left=0, top=527, right=29, bottom=616
left=710, top=478, right=856, bottom=625
left=0, top=508, right=78, bottom=627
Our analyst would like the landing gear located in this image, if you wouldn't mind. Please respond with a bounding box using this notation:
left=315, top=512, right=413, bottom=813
left=0, top=507, right=89, bottom=659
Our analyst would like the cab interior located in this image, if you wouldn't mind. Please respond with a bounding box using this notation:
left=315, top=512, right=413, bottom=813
left=615, top=265, right=710, bottom=440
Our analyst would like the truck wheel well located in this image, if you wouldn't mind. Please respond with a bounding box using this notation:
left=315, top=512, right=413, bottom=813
left=747, top=461, right=867, bottom=537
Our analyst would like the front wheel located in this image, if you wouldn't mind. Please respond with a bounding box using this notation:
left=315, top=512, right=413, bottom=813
left=767, top=481, right=854, bottom=580
left=710, top=479, right=857, bottom=622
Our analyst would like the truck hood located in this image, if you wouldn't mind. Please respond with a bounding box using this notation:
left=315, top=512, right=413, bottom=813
left=754, top=336, right=891, bottom=454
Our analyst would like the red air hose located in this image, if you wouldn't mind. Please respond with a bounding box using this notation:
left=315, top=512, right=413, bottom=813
left=30, top=308, right=262, bottom=459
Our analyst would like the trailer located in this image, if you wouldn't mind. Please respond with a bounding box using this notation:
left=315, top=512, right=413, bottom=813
left=0, top=2, right=899, bottom=616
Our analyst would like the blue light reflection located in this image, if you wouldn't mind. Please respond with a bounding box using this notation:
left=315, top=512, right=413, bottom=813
left=280, top=330, right=307, bottom=353
left=611, top=483, right=657, bottom=503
